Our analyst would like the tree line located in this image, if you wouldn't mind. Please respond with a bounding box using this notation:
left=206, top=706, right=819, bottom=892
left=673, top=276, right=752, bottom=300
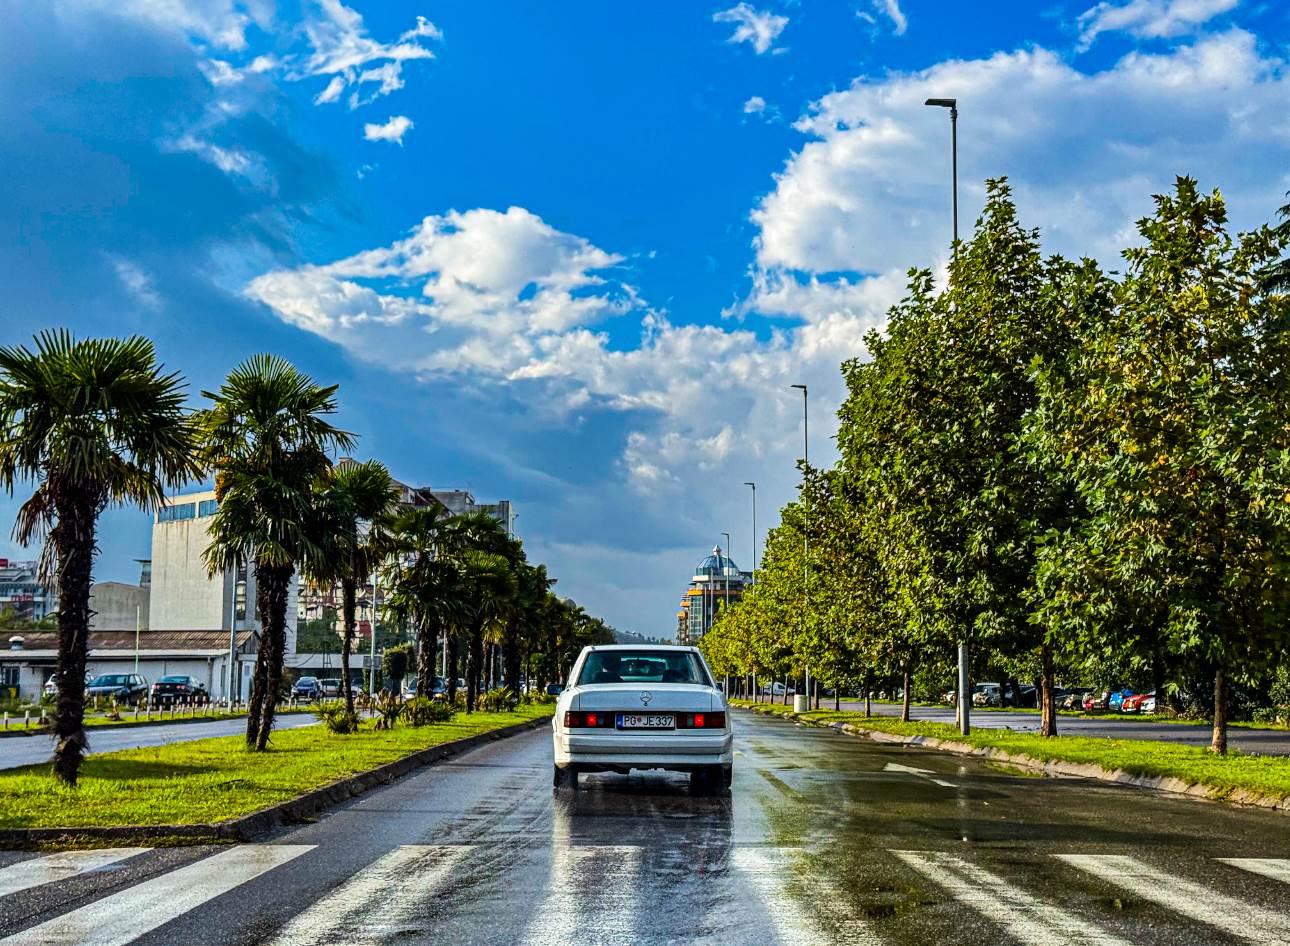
left=700, top=178, right=1290, bottom=754
left=0, top=342, right=610, bottom=785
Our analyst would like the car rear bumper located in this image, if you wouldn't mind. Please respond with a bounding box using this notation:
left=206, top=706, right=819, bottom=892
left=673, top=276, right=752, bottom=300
left=553, top=730, right=733, bottom=769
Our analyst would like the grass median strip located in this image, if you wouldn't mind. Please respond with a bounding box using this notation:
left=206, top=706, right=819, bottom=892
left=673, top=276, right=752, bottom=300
left=0, top=704, right=553, bottom=830
left=733, top=700, right=1290, bottom=802
left=0, top=707, right=315, bottom=737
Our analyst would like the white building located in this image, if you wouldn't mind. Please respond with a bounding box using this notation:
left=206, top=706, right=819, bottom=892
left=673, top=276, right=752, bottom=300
left=428, top=490, right=518, bottom=537
left=149, top=489, right=298, bottom=654
left=1, top=629, right=258, bottom=703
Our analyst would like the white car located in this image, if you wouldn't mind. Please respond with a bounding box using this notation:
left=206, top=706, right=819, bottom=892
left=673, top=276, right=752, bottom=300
left=552, top=644, right=733, bottom=792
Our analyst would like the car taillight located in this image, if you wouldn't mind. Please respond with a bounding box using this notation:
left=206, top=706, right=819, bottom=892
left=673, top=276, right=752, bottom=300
left=563, top=711, right=614, bottom=728
left=677, top=712, right=726, bottom=729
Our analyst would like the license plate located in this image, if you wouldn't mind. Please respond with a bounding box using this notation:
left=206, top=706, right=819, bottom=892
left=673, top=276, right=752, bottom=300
left=616, top=713, right=675, bottom=729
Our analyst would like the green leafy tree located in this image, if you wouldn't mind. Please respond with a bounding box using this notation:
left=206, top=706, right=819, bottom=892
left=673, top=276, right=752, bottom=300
left=382, top=641, right=414, bottom=693
left=0, top=332, right=200, bottom=783
left=1035, top=178, right=1290, bottom=752
left=200, top=354, right=353, bottom=751
left=1261, top=190, right=1290, bottom=291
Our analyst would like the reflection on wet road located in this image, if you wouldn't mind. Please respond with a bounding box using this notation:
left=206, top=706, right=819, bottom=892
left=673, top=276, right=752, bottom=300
left=1, top=709, right=1288, bottom=945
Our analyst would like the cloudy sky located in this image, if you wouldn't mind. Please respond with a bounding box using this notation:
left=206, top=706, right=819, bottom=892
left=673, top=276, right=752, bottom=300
left=2, top=0, right=1288, bottom=635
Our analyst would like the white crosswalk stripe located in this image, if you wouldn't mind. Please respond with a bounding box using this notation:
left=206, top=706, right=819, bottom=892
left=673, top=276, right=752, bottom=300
left=263, top=844, right=472, bottom=945
left=733, top=847, right=886, bottom=946
left=893, top=850, right=1132, bottom=946
left=1217, top=858, right=1290, bottom=886
left=1057, top=854, right=1290, bottom=946
left=0, top=845, right=313, bottom=946
left=0, top=850, right=150, bottom=900
left=520, top=845, right=641, bottom=946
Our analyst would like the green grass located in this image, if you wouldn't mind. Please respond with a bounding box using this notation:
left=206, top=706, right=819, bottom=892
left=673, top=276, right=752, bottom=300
left=0, top=704, right=553, bottom=830
left=732, top=700, right=1290, bottom=801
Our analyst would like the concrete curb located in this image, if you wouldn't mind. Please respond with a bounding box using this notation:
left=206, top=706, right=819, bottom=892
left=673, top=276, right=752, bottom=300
left=735, top=705, right=1290, bottom=815
left=0, top=715, right=549, bottom=849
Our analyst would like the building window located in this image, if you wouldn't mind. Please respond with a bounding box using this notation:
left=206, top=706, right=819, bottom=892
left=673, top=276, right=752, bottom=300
left=198, top=499, right=219, bottom=517
left=0, top=666, right=18, bottom=688
left=157, top=502, right=196, bottom=523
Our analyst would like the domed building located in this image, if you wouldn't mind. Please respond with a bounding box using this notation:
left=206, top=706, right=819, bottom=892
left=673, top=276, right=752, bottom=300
left=677, top=545, right=753, bottom=644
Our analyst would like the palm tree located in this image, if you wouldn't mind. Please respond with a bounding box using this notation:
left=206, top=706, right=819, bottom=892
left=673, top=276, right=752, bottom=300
left=1265, top=191, right=1290, bottom=292
left=308, top=460, right=397, bottom=716
left=380, top=505, right=463, bottom=699
left=199, top=355, right=353, bottom=750
left=0, top=332, right=200, bottom=784
left=458, top=549, right=517, bottom=712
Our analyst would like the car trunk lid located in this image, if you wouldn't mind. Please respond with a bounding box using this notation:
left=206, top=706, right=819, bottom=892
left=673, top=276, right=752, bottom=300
left=573, top=683, right=715, bottom=712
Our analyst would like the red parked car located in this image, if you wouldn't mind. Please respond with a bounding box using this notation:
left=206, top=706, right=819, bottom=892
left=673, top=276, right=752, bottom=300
left=1121, top=691, right=1155, bottom=713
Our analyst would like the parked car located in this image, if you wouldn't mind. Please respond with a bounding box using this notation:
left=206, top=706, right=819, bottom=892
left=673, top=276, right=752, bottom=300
left=42, top=676, right=59, bottom=699
left=85, top=673, right=148, bottom=706
left=150, top=675, right=209, bottom=704
left=1140, top=692, right=1158, bottom=714
left=1083, top=690, right=1113, bottom=712
left=762, top=682, right=787, bottom=696
left=1108, top=688, right=1135, bottom=712
left=1060, top=688, right=1093, bottom=711
left=1121, top=690, right=1155, bottom=713
left=319, top=678, right=342, bottom=698
left=552, top=644, right=732, bottom=792
left=292, top=676, right=323, bottom=700
left=972, top=683, right=1002, bottom=707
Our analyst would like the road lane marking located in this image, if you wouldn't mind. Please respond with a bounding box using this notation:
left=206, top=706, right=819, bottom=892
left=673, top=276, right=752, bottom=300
left=732, top=847, right=883, bottom=946
left=521, top=845, right=641, bottom=946
left=0, top=850, right=150, bottom=899
left=882, top=762, right=957, bottom=788
left=263, top=845, right=472, bottom=945
left=0, top=844, right=312, bottom=946
left=1218, top=858, right=1290, bottom=886
left=893, top=851, right=1131, bottom=946
left=1057, top=854, right=1290, bottom=946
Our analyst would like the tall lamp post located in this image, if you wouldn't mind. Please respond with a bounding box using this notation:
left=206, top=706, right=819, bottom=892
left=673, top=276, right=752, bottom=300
left=790, top=383, right=812, bottom=709
left=925, top=95, right=969, bottom=736
left=721, top=531, right=732, bottom=611
left=743, top=482, right=757, bottom=574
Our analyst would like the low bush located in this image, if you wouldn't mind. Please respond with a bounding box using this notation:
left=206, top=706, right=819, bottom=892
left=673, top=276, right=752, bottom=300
left=404, top=696, right=454, bottom=726
left=315, top=700, right=361, bottom=734
left=372, top=690, right=405, bottom=730
left=482, top=687, right=518, bottom=713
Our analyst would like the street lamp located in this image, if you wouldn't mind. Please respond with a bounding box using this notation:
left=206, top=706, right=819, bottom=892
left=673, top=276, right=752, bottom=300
left=743, top=482, right=757, bottom=574
left=721, top=531, right=732, bottom=612
left=790, top=383, right=812, bottom=709
left=924, top=97, right=958, bottom=252
left=926, top=95, right=969, bottom=736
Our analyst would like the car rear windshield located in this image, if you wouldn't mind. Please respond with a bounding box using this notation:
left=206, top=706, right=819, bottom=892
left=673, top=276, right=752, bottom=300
left=576, top=650, right=710, bottom=686
left=90, top=675, right=130, bottom=686
left=158, top=676, right=187, bottom=683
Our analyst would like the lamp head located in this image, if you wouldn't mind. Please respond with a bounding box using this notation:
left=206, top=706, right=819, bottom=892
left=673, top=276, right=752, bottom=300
left=790, top=383, right=807, bottom=392
left=925, top=97, right=957, bottom=108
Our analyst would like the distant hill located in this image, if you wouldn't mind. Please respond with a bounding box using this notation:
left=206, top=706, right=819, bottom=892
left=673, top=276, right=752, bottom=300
left=614, top=629, right=671, bottom=645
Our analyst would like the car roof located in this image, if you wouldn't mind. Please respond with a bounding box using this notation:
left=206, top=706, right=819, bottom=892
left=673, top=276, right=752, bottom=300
left=582, top=644, right=697, bottom=653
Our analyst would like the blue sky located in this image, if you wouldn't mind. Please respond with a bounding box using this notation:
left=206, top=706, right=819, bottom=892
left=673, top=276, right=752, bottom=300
left=2, top=0, right=1288, bottom=634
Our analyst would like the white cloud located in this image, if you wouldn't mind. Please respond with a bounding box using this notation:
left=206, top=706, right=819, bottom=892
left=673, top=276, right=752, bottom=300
left=111, top=257, right=160, bottom=309
left=871, top=0, right=908, bottom=36
left=1077, top=0, right=1238, bottom=48
left=363, top=114, right=413, bottom=144
left=743, top=95, right=767, bottom=114
left=297, top=0, right=440, bottom=109
left=163, top=132, right=261, bottom=179
left=65, top=0, right=274, bottom=51
left=713, top=4, right=788, bottom=55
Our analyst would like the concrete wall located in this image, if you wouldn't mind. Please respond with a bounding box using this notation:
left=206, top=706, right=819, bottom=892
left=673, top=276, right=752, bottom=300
left=150, top=491, right=228, bottom=631
left=89, top=582, right=150, bottom=631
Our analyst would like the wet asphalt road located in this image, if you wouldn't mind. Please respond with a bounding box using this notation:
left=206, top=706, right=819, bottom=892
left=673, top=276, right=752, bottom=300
left=832, top=700, right=1290, bottom=754
left=0, top=714, right=319, bottom=771
left=1, top=708, right=1289, bottom=945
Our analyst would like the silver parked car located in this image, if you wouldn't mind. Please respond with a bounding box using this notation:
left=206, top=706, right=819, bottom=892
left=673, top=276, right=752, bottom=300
left=552, top=644, right=733, bottom=793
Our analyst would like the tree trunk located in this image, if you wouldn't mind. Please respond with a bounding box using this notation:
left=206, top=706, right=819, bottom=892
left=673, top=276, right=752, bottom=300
left=505, top=628, right=522, bottom=695
left=900, top=665, right=911, bottom=723
left=245, top=569, right=270, bottom=749
left=445, top=631, right=459, bottom=704
left=1211, top=667, right=1228, bottom=755
left=1039, top=640, right=1057, bottom=738
left=417, top=618, right=435, bottom=698
left=254, top=563, right=292, bottom=751
left=340, top=577, right=356, bottom=715
left=465, top=624, right=483, bottom=713
left=51, top=493, right=96, bottom=786
left=864, top=678, right=871, bottom=718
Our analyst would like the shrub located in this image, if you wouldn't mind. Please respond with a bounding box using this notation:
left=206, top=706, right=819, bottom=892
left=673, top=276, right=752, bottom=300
left=404, top=696, right=455, bottom=726
left=523, top=691, right=556, bottom=706
left=372, top=690, right=405, bottom=730
left=482, top=687, right=517, bottom=713
left=314, top=700, right=361, bottom=734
